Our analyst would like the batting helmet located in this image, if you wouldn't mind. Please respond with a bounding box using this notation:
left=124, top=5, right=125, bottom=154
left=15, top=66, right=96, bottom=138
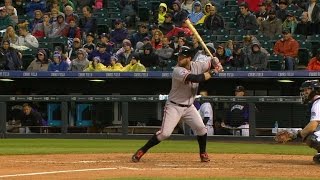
left=176, top=46, right=194, bottom=57
left=300, top=80, right=320, bottom=104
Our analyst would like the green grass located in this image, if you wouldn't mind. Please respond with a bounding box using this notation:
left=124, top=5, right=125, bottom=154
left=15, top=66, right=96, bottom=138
left=0, top=139, right=315, bottom=155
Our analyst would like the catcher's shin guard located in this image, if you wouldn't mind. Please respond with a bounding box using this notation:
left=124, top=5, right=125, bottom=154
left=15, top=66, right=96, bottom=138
left=313, top=153, right=320, bottom=164
left=305, top=134, right=320, bottom=152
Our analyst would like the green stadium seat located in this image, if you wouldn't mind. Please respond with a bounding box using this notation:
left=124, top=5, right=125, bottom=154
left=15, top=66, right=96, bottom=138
left=306, top=35, right=320, bottom=43
left=225, top=0, right=238, bottom=6
left=268, top=54, right=284, bottom=70
left=256, top=34, right=270, bottom=42
left=225, top=22, right=237, bottom=30
left=229, top=29, right=246, bottom=36
left=299, top=41, right=312, bottom=49
left=22, top=54, right=35, bottom=70
left=293, top=34, right=306, bottom=41
left=224, top=66, right=236, bottom=71
left=216, top=35, right=232, bottom=43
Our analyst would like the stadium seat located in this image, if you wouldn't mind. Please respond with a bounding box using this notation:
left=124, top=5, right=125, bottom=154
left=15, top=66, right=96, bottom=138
left=229, top=29, right=246, bottom=36
left=268, top=54, right=284, bottom=70
left=306, top=35, right=320, bottom=43
left=293, top=34, right=306, bottom=41
left=256, top=34, right=270, bottom=42
left=225, top=22, right=237, bottom=30
left=216, top=35, right=232, bottom=43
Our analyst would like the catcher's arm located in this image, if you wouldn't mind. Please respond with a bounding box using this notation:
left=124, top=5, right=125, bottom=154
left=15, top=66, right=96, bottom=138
left=300, top=121, right=320, bottom=140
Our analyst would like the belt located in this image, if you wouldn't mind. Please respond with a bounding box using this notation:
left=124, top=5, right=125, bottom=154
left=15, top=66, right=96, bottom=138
left=170, top=101, right=192, bottom=107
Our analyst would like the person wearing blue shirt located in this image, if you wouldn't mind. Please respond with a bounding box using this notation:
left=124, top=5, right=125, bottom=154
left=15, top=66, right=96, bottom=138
left=48, top=52, right=69, bottom=71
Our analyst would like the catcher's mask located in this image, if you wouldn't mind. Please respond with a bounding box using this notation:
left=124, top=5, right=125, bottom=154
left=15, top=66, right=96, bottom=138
left=300, top=80, right=320, bottom=104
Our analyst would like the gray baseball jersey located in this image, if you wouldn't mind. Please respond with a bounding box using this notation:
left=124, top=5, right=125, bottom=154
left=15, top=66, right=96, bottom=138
left=156, top=60, right=211, bottom=140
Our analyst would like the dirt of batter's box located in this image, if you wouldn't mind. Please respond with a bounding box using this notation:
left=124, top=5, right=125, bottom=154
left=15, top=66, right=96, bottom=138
left=0, top=153, right=318, bottom=180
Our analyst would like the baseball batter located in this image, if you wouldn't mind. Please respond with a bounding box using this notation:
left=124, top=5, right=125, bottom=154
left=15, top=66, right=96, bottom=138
left=298, top=80, right=320, bottom=164
left=132, top=46, right=217, bottom=163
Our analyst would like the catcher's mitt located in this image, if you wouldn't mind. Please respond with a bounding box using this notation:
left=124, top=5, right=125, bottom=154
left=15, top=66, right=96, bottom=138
left=274, top=130, right=298, bottom=143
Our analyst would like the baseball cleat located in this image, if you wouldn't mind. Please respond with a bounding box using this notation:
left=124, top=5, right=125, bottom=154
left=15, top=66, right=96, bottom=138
left=132, top=149, right=145, bottom=163
left=313, top=153, right=320, bottom=164
left=200, top=152, right=210, bottom=162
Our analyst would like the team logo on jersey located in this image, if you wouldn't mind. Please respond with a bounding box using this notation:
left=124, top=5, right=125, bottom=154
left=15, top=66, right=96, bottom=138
left=311, top=111, right=316, bottom=119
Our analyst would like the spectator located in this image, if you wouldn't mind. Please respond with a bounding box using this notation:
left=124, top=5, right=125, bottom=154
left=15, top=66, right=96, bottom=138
left=155, top=37, right=174, bottom=65
left=166, top=21, right=193, bottom=38
left=260, top=9, right=283, bottom=39
left=158, top=3, right=168, bottom=25
left=48, top=51, right=69, bottom=71
left=173, top=36, right=188, bottom=60
left=202, top=3, right=212, bottom=19
left=306, top=49, right=320, bottom=70
left=25, top=0, right=46, bottom=18
left=122, top=52, right=146, bottom=72
left=192, top=34, right=202, bottom=52
left=99, top=33, right=114, bottom=54
left=188, top=1, right=205, bottom=25
left=303, top=0, right=320, bottom=34
left=282, top=12, right=298, bottom=34
left=276, top=0, right=288, bottom=22
left=245, top=42, right=268, bottom=70
left=49, top=8, right=61, bottom=23
left=49, top=14, right=69, bottom=38
left=236, top=3, right=259, bottom=30
left=106, top=55, right=123, bottom=71
left=224, top=40, right=234, bottom=57
left=64, top=5, right=79, bottom=24
left=83, top=43, right=95, bottom=58
left=295, top=11, right=313, bottom=36
left=6, top=5, right=18, bottom=25
left=159, top=13, right=175, bottom=35
left=27, top=49, right=50, bottom=71
left=84, top=56, right=107, bottom=71
left=255, top=2, right=268, bottom=26
left=78, top=6, right=97, bottom=35
left=181, top=0, right=195, bottom=13
left=4, top=0, right=17, bottom=16
left=2, top=25, right=18, bottom=44
left=29, top=10, right=43, bottom=32
left=172, top=0, right=189, bottom=27
left=0, top=6, right=14, bottom=30
left=130, top=22, right=150, bottom=48
left=32, top=13, right=52, bottom=38
left=83, top=32, right=96, bottom=50
left=0, top=40, right=23, bottom=70
left=204, top=5, right=224, bottom=31
left=14, top=22, right=39, bottom=49
left=93, top=0, right=103, bottom=10
left=68, top=38, right=83, bottom=59
left=151, top=29, right=163, bottom=50
left=74, top=0, right=94, bottom=12
left=140, top=43, right=159, bottom=68
left=64, top=17, right=81, bottom=39
left=59, top=0, right=75, bottom=13
left=88, top=43, right=111, bottom=66
left=110, top=19, right=129, bottom=47
left=273, top=29, right=299, bottom=70
left=221, top=86, right=250, bottom=136
left=229, top=44, right=246, bottom=70
left=120, top=0, right=138, bottom=28
left=216, top=45, right=231, bottom=67
left=13, top=0, right=26, bottom=16
left=265, top=0, right=276, bottom=12
left=117, top=40, right=134, bottom=66
left=70, top=48, right=90, bottom=71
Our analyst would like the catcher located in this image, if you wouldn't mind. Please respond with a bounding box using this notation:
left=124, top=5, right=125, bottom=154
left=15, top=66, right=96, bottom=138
left=275, top=80, right=320, bottom=164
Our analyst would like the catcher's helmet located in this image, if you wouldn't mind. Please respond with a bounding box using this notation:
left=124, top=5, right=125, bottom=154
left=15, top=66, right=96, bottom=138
left=300, top=80, right=320, bottom=104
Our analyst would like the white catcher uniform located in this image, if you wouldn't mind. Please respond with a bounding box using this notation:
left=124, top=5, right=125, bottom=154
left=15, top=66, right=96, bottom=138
left=199, top=102, right=214, bottom=136
left=156, top=58, right=211, bottom=140
left=310, top=96, right=320, bottom=141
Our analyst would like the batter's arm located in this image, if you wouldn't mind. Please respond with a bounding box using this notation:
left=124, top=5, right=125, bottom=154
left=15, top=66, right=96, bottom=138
left=185, top=71, right=213, bottom=83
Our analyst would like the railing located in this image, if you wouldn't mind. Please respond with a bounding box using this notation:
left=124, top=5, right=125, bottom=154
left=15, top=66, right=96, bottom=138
left=0, top=71, right=320, bottom=78
left=0, top=95, right=302, bottom=138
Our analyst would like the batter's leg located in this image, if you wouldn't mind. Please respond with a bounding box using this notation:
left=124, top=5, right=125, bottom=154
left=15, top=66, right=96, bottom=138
left=183, top=105, right=210, bottom=162
left=132, top=103, right=182, bottom=162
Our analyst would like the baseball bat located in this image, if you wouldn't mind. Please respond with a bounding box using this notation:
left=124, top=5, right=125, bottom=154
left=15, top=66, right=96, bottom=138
left=184, top=19, right=223, bottom=72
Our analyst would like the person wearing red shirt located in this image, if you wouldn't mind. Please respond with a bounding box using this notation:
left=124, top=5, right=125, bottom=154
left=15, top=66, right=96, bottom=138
left=307, top=50, right=320, bottom=70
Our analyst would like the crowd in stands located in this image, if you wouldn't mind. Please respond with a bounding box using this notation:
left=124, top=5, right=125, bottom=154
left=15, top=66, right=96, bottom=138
left=1, top=0, right=320, bottom=72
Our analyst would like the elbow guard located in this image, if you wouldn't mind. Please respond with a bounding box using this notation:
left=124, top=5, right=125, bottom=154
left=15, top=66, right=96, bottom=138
left=185, top=74, right=205, bottom=83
